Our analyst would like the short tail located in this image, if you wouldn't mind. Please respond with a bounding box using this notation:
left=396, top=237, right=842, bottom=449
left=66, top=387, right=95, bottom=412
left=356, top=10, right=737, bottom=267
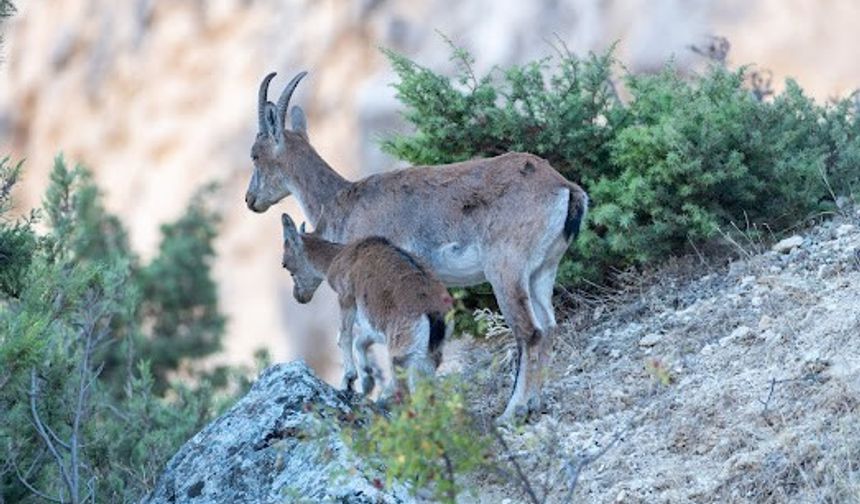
left=564, top=188, right=588, bottom=241
left=427, top=312, right=448, bottom=354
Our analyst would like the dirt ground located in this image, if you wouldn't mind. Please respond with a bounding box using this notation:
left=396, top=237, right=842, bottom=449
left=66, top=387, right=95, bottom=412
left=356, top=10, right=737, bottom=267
left=444, top=208, right=860, bottom=503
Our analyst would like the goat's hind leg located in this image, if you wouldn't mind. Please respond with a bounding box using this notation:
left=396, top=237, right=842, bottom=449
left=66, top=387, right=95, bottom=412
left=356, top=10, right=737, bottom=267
left=487, top=268, right=542, bottom=424
left=337, top=302, right=358, bottom=391
left=352, top=332, right=376, bottom=396
left=528, top=263, right=559, bottom=414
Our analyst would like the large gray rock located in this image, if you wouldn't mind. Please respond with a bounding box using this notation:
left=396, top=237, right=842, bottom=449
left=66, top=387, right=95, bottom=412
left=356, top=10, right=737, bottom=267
left=145, top=361, right=411, bottom=503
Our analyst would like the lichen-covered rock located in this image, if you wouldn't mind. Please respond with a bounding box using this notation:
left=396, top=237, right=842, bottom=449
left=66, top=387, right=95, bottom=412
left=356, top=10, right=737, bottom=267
left=144, top=361, right=410, bottom=504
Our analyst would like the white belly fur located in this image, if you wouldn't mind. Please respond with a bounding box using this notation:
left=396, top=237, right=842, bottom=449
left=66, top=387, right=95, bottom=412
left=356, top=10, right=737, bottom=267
left=431, top=242, right=485, bottom=287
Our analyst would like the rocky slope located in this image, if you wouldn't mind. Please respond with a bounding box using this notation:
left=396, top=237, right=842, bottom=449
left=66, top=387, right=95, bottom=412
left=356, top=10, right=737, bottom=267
left=462, top=208, right=860, bottom=503
left=150, top=210, right=859, bottom=503
left=4, top=1, right=860, bottom=378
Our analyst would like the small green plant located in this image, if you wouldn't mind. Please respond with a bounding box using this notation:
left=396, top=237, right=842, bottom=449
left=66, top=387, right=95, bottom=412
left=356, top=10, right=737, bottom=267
left=348, top=377, right=489, bottom=503
left=644, top=357, right=673, bottom=386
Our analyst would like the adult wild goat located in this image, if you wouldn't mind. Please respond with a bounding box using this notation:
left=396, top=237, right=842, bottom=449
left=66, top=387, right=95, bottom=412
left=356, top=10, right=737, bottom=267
left=280, top=213, right=452, bottom=398
left=248, top=72, right=588, bottom=423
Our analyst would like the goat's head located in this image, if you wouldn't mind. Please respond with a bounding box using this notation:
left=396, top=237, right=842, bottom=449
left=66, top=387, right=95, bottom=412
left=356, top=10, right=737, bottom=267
left=281, top=213, right=323, bottom=304
left=246, top=71, right=309, bottom=213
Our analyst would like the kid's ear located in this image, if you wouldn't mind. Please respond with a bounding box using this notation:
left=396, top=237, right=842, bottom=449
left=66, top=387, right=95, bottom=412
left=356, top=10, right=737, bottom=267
left=281, top=213, right=300, bottom=241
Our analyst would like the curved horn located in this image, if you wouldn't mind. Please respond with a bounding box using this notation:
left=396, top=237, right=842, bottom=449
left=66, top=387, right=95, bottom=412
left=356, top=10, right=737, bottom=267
left=258, top=72, right=277, bottom=133
left=276, top=71, right=308, bottom=135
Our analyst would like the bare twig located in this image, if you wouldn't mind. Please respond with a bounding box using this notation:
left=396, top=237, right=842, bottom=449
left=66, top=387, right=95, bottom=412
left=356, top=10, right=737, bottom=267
left=758, top=374, right=825, bottom=428
left=23, top=293, right=113, bottom=504
left=758, top=377, right=779, bottom=426
left=687, top=236, right=712, bottom=271
left=490, top=427, right=541, bottom=504
left=13, top=462, right=64, bottom=504
left=42, top=422, right=72, bottom=451
left=436, top=30, right=478, bottom=92
left=29, top=370, right=74, bottom=499
left=561, top=426, right=629, bottom=503
left=818, top=163, right=841, bottom=209
left=714, top=225, right=753, bottom=259
left=437, top=443, right=457, bottom=503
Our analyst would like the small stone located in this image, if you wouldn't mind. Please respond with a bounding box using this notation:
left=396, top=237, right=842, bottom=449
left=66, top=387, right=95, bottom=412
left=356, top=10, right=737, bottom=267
left=740, top=275, right=757, bottom=287
left=701, top=344, right=714, bottom=355
left=615, top=489, right=627, bottom=502
left=638, top=333, right=663, bottom=347
left=769, top=265, right=782, bottom=273
left=750, top=296, right=763, bottom=307
left=720, top=326, right=751, bottom=346
left=758, top=315, right=773, bottom=331
left=763, top=330, right=782, bottom=344
left=733, top=326, right=752, bottom=338
left=836, top=224, right=856, bottom=237
left=772, top=235, right=803, bottom=253
left=610, top=388, right=629, bottom=400
left=817, top=264, right=837, bottom=279
left=610, top=348, right=622, bottom=359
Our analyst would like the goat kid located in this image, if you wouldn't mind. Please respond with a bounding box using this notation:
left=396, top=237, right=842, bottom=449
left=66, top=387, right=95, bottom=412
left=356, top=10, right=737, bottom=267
left=280, top=213, right=453, bottom=398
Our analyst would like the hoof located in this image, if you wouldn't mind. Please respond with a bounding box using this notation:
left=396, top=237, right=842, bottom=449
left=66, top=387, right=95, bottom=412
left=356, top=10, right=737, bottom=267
left=376, top=397, right=392, bottom=411
left=527, top=395, right=547, bottom=415
left=360, top=375, right=375, bottom=396
left=341, top=371, right=357, bottom=392
left=496, top=404, right=529, bottom=426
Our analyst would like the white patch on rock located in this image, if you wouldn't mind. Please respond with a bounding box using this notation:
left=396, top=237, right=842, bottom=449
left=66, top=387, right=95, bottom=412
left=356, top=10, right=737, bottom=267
left=836, top=224, right=856, bottom=237
left=638, top=333, right=663, bottom=347
left=720, top=325, right=752, bottom=346
left=772, top=235, right=804, bottom=253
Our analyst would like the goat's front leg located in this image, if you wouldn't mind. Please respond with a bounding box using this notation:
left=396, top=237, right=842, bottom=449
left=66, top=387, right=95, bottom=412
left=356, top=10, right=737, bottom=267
left=337, top=300, right=358, bottom=391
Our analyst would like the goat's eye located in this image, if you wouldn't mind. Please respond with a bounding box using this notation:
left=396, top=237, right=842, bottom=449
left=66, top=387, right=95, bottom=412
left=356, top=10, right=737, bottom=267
left=251, top=153, right=259, bottom=161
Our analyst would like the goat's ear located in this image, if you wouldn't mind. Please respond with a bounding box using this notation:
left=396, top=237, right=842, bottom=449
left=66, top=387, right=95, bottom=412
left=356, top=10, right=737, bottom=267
left=290, top=106, right=308, bottom=139
left=281, top=213, right=298, bottom=236
left=265, top=102, right=278, bottom=136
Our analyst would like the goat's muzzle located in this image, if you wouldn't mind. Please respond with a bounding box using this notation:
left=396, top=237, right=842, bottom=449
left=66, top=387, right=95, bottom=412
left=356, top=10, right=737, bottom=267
left=245, top=192, right=261, bottom=212
left=294, top=288, right=313, bottom=304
